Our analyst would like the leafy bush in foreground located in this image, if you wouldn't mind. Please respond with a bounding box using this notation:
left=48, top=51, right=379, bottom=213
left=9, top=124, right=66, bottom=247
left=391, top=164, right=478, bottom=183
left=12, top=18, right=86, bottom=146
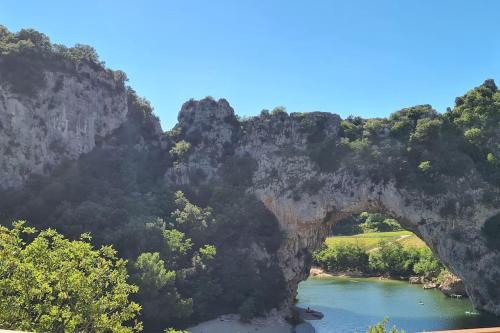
left=0, top=222, right=142, bottom=333
left=367, top=318, right=405, bottom=333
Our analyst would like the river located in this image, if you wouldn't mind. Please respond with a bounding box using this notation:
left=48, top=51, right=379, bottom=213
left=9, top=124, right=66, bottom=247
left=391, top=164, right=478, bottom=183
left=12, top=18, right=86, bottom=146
left=296, top=277, right=500, bottom=333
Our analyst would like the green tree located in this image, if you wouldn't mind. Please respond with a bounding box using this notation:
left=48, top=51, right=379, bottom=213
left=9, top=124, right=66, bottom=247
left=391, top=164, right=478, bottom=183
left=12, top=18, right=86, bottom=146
left=313, top=243, right=369, bottom=272
left=172, top=191, right=214, bottom=242
left=418, top=161, right=431, bottom=173
left=133, top=252, right=176, bottom=292
left=131, top=252, right=192, bottom=325
left=409, top=118, right=442, bottom=145
left=169, top=140, right=191, bottom=160
left=0, top=222, right=142, bottom=333
left=389, top=104, right=437, bottom=140
left=369, top=241, right=410, bottom=276
left=162, top=229, right=193, bottom=268
left=358, top=212, right=402, bottom=232
left=188, top=244, right=222, bottom=319
left=413, top=248, right=443, bottom=279
left=367, top=318, right=405, bottom=333
left=464, top=127, right=482, bottom=145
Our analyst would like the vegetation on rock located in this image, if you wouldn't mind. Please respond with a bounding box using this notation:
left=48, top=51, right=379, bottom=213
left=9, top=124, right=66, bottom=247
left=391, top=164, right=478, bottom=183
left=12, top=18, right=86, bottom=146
left=0, top=25, right=126, bottom=96
left=2, top=24, right=500, bottom=330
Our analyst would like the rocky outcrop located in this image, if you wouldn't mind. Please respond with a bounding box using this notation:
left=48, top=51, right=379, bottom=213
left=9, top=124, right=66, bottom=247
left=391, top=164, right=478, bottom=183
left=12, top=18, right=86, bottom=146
left=439, top=272, right=467, bottom=297
left=0, top=63, right=128, bottom=188
left=1, top=48, right=500, bottom=316
left=167, top=99, right=500, bottom=315
left=165, top=98, right=240, bottom=185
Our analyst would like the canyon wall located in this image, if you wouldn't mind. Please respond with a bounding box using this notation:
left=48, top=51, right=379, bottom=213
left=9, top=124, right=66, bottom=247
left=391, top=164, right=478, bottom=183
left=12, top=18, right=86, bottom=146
left=0, top=62, right=128, bottom=188
left=2, top=29, right=500, bottom=316
left=169, top=98, right=500, bottom=314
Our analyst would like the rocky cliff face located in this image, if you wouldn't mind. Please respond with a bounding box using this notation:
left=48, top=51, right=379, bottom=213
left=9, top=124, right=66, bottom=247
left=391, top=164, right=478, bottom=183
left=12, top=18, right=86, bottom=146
left=0, top=64, right=128, bottom=188
left=2, top=38, right=500, bottom=316
left=167, top=98, right=500, bottom=315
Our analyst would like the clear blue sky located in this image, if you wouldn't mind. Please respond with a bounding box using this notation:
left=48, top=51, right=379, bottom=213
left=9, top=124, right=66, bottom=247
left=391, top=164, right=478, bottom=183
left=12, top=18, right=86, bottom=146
left=1, top=1, right=499, bottom=130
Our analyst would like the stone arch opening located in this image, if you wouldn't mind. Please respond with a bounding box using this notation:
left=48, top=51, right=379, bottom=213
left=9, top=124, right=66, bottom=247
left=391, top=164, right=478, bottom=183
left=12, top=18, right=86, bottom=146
left=305, top=209, right=442, bottom=283
left=163, top=96, right=500, bottom=316
left=257, top=178, right=500, bottom=315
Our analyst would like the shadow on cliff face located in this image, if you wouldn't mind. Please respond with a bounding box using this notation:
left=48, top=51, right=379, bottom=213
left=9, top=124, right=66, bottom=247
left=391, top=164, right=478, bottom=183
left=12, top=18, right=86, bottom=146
left=2, top=25, right=500, bottom=325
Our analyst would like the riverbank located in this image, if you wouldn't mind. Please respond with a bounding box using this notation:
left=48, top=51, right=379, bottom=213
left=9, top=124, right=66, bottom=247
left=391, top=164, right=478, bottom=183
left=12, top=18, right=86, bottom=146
left=187, top=308, right=320, bottom=333
left=296, top=276, right=498, bottom=333
left=187, top=312, right=293, bottom=333
left=310, top=266, right=387, bottom=279
left=309, top=266, right=467, bottom=298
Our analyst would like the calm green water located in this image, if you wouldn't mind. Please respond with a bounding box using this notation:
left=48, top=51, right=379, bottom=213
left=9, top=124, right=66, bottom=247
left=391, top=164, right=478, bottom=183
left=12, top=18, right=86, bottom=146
left=297, top=277, right=500, bottom=333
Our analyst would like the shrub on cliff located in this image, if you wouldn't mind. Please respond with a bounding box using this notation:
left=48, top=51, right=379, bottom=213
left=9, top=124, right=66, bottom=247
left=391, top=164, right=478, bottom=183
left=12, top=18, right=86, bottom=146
left=0, top=25, right=125, bottom=96
left=445, top=79, right=500, bottom=185
left=170, top=141, right=192, bottom=160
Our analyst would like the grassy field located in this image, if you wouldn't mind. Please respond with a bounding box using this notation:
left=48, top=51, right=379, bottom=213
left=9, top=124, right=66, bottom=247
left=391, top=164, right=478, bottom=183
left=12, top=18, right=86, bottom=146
left=325, top=231, right=428, bottom=251
left=398, top=234, right=427, bottom=248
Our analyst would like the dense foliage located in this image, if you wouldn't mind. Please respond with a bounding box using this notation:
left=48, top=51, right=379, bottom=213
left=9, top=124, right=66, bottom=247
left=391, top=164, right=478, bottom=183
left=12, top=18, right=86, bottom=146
left=0, top=87, right=284, bottom=331
left=301, top=80, right=500, bottom=204
left=332, top=212, right=403, bottom=235
left=313, top=243, right=369, bottom=272
left=0, top=25, right=126, bottom=96
left=2, top=25, right=500, bottom=331
left=0, top=222, right=141, bottom=333
left=314, top=241, right=443, bottom=279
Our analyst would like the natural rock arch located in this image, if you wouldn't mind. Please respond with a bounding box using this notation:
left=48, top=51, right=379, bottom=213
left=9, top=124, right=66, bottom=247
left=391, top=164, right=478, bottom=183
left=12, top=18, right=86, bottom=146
left=2, top=26, right=500, bottom=323
left=257, top=179, right=496, bottom=312
left=172, top=98, right=500, bottom=315
left=2, top=79, right=500, bottom=316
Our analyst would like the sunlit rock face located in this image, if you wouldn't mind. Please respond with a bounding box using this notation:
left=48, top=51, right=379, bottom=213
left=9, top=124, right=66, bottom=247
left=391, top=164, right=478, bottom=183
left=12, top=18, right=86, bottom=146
left=171, top=99, right=500, bottom=315
left=3, top=80, right=500, bottom=315
left=0, top=64, right=128, bottom=188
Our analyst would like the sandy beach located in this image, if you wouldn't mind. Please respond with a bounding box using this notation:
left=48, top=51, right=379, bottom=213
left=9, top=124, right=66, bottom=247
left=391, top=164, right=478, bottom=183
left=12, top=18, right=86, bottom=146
left=187, top=313, right=293, bottom=333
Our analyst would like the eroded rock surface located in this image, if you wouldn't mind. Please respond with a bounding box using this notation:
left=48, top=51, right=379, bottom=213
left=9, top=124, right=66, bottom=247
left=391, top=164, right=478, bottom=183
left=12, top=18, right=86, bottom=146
left=0, top=64, right=128, bottom=188
left=2, top=80, right=500, bottom=315
left=167, top=98, right=500, bottom=314
left=439, top=272, right=467, bottom=297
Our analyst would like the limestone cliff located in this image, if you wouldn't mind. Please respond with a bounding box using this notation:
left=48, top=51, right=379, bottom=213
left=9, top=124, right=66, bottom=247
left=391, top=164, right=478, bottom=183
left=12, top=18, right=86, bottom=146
left=168, top=98, right=500, bottom=315
left=2, top=26, right=500, bottom=319
left=0, top=61, right=128, bottom=188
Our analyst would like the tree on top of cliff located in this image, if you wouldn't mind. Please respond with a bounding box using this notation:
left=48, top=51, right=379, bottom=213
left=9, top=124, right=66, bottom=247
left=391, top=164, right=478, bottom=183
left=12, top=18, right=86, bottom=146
left=0, top=25, right=126, bottom=96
